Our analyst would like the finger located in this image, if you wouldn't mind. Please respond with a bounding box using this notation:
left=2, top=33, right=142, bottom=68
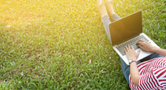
left=137, top=39, right=147, bottom=45
left=136, top=50, right=140, bottom=58
left=127, top=45, right=130, bottom=49
left=137, top=43, right=143, bottom=48
left=128, top=45, right=133, bottom=50
left=137, top=39, right=144, bottom=43
left=131, top=46, right=134, bottom=50
left=140, top=39, right=148, bottom=43
left=136, top=40, right=144, bottom=46
left=125, top=46, right=128, bottom=52
left=124, top=47, right=127, bottom=53
left=136, top=39, right=144, bottom=45
left=142, top=39, right=147, bottom=42
left=140, top=39, right=146, bottom=42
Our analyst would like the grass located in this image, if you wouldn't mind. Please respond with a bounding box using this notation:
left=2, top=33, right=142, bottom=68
left=0, top=0, right=165, bottom=89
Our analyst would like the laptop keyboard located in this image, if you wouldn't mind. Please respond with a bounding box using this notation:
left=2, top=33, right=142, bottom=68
left=116, top=35, right=149, bottom=56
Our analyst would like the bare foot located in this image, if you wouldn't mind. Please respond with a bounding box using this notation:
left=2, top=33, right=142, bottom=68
left=105, top=0, right=115, bottom=17
left=97, top=0, right=108, bottom=18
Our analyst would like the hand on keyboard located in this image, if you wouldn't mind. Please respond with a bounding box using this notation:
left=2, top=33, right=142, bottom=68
left=124, top=45, right=140, bottom=60
left=117, top=35, right=149, bottom=56
left=136, top=39, right=157, bottom=52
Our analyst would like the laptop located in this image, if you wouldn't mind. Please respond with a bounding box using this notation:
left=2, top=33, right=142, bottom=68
left=109, top=11, right=160, bottom=65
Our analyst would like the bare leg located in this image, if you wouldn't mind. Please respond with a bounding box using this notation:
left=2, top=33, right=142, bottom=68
left=97, top=0, right=112, bottom=41
left=105, top=0, right=115, bottom=17
left=97, top=0, right=108, bottom=18
left=105, top=0, right=121, bottom=22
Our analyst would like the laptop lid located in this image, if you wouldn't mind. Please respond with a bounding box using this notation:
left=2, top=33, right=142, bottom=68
left=109, top=11, right=142, bottom=46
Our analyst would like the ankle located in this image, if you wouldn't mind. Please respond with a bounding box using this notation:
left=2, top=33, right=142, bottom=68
left=101, top=13, right=108, bottom=18
left=111, top=11, right=116, bottom=16
left=105, top=1, right=115, bottom=17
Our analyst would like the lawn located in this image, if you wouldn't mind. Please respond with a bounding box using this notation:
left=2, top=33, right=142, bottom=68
left=0, top=0, right=165, bottom=89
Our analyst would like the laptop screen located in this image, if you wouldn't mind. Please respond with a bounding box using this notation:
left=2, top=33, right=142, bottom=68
left=109, top=11, right=142, bottom=46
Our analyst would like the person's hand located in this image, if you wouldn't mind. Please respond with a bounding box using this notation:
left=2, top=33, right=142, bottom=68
left=124, top=45, right=140, bottom=60
left=136, top=39, right=157, bottom=52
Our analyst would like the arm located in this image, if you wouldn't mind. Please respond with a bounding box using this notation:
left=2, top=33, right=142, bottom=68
left=137, top=39, right=166, bottom=56
left=124, top=39, right=166, bottom=86
left=130, top=62, right=141, bottom=86
left=124, top=45, right=141, bottom=86
left=151, top=48, right=166, bottom=56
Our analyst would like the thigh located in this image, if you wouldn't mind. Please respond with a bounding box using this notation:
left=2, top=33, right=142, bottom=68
left=120, top=58, right=130, bottom=84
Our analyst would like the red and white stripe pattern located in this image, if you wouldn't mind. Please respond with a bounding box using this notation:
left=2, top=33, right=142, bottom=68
left=129, top=57, right=166, bottom=90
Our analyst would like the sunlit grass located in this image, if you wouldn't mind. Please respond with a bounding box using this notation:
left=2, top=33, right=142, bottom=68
left=0, top=0, right=165, bottom=89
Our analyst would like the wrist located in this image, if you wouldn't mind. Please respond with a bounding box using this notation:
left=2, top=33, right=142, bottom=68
left=129, top=62, right=137, bottom=66
left=129, top=59, right=137, bottom=64
left=151, top=47, right=159, bottom=52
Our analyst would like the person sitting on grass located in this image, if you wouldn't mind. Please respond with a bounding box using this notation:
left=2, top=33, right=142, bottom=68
left=97, top=0, right=166, bottom=89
